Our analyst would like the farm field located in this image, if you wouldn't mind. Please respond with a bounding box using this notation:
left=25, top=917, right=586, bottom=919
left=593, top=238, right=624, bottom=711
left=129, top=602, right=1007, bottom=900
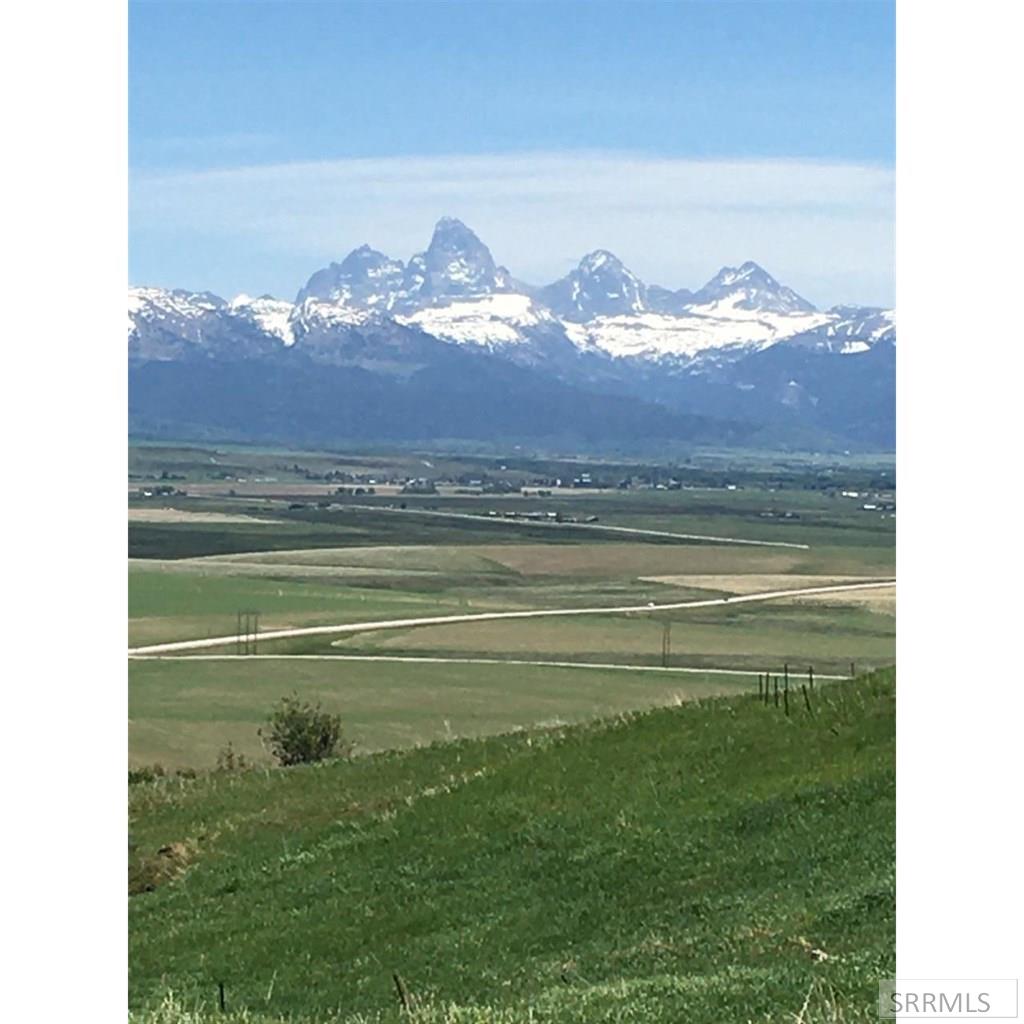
left=129, top=657, right=755, bottom=768
left=129, top=670, right=896, bottom=1023
left=129, top=443, right=894, bottom=769
left=331, top=600, right=895, bottom=673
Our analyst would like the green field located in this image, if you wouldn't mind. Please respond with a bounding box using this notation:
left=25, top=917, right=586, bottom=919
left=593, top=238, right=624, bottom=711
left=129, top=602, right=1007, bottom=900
left=129, top=658, right=755, bottom=767
left=338, top=601, right=895, bottom=672
left=129, top=447, right=894, bottom=769
left=129, top=670, right=895, bottom=1023
left=128, top=443, right=896, bottom=1021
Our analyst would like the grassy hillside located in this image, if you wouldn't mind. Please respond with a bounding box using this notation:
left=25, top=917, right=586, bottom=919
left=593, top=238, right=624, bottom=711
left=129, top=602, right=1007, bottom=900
left=129, top=670, right=895, bottom=1023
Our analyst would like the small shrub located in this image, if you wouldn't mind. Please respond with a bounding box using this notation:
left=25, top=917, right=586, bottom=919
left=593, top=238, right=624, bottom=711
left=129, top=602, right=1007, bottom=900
left=129, top=764, right=166, bottom=785
left=259, top=693, right=351, bottom=767
left=215, top=742, right=251, bottom=773
left=129, top=764, right=197, bottom=786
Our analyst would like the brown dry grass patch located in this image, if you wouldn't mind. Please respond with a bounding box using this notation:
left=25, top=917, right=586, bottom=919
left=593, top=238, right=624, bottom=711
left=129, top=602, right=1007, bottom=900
left=129, top=838, right=199, bottom=895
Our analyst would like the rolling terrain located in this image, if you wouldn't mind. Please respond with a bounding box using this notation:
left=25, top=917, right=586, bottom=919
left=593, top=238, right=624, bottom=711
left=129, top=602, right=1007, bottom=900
left=129, top=670, right=895, bottom=1023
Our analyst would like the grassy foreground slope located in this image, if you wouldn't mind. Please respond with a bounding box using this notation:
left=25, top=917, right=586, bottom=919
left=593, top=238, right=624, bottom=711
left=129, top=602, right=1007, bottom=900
left=129, top=670, right=895, bottom=1023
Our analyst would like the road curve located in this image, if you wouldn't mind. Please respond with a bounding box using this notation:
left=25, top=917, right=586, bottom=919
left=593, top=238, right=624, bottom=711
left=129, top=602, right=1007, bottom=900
left=339, top=504, right=811, bottom=550
left=128, top=579, right=895, bottom=657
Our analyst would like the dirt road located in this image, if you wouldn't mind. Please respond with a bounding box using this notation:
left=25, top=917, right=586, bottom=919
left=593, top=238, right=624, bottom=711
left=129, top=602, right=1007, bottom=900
left=129, top=579, right=895, bottom=657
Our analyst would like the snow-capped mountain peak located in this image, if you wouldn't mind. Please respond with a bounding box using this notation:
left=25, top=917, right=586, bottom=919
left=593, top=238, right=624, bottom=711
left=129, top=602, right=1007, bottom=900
left=691, top=261, right=817, bottom=314
left=578, top=249, right=620, bottom=273
left=540, top=249, right=647, bottom=322
left=296, top=245, right=407, bottom=310
left=129, top=219, right=892, bottom=387
left=418, top=216, right=503, bottom=299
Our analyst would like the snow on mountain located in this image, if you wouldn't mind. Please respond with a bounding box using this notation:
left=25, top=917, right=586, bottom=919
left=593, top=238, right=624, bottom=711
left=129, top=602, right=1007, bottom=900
left=296, top=245, right=408, bottom=310
left=396, top=293, right=559, bottom=349
left=416, top=216, right=510, bottom=300
left=689, top=261, right=817, bottom=315
left=783, top=306, right=895, bottom=355
left=540, top=250, right=647, bottom=321
left=127, top=286, right=226, bottom=340
left=128, top=286, right=288, bottom=363
left=571, top=308, right=832, bottom=363
left=295, top=217, right=513, bottom=317
left=128, top=219, right=893, bottom=379
left=229, top=294, right=296, bottom=346
left=290, top=296, right=380, bottom=333
left=825, top=306, right=895, bottom=343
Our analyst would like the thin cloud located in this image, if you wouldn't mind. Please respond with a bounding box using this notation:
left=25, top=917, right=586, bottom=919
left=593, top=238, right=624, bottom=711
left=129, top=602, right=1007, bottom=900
left=130, top=151, right=894, bottom=307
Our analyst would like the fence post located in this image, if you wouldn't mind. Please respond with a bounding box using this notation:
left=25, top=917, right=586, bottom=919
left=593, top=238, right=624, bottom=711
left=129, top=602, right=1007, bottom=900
left=218, top=981, right=226, bottom=1013
left=802, top=683, right=813, bottom=715
left=808, top=665, right=814, bottom=691
left=393, top=973, right=413, bottom=1012
left=773, top=676, right=779, bottom=708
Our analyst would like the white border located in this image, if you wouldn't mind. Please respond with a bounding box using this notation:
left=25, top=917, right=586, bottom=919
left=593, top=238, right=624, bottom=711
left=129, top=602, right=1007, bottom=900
left=4, top=0, right=127, bottom=1018
left=897, top=0, right=1023, bottom=984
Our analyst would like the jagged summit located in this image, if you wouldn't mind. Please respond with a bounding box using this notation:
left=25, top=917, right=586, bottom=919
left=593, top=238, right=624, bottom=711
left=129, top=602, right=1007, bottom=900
left=139, top=217, right=896, bottom=379
left=296, top=218, right=510, bottom=311
left=296, top=244, right=407, bottom=309
left=578, top=250, right=623, bottom=272
left=418, top=216, right=503, bottom=299
left=540, top=249, right=647, bottom=322
left=692, top=261, right=816, bottom=314
left=292, top=219, right=818, bottom=322
left=431, top=215, right=481, bottom=243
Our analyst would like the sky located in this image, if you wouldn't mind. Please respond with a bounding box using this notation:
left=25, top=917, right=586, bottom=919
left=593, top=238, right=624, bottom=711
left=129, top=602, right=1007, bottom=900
left=129, top=0, right=895, bottom=308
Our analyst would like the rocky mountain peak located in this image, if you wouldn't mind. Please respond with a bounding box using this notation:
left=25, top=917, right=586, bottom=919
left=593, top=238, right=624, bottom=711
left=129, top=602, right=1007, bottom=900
left=692, top=261, right=816, bottom=314
left=540, top=249, right=647, bottom=321
left=418, top=216, right=501, bottom=299
left=296, top=245, right=407, bottom=309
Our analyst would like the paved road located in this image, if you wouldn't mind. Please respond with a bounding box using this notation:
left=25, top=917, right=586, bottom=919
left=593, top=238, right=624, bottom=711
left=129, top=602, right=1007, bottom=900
left=129, top=652, right=850, bottom=679
left=129, top=579, right=895, bottom=657
left=340, top=503, right=811, bottom=550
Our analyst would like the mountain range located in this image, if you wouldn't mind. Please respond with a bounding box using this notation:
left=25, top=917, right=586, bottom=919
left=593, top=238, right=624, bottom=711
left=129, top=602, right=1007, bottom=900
left=128, top=217, right=895, bottom=450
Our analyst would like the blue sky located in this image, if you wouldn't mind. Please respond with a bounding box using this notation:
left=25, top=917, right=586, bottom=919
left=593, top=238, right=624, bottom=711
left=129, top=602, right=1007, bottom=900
left=129, top=0, right=895, bottom=306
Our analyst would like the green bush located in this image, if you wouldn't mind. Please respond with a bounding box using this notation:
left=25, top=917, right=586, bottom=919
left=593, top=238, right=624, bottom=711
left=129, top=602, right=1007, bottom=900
left=259, top=694, right=350, bottom=767
left=129, top=764, right=166, bottom=785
